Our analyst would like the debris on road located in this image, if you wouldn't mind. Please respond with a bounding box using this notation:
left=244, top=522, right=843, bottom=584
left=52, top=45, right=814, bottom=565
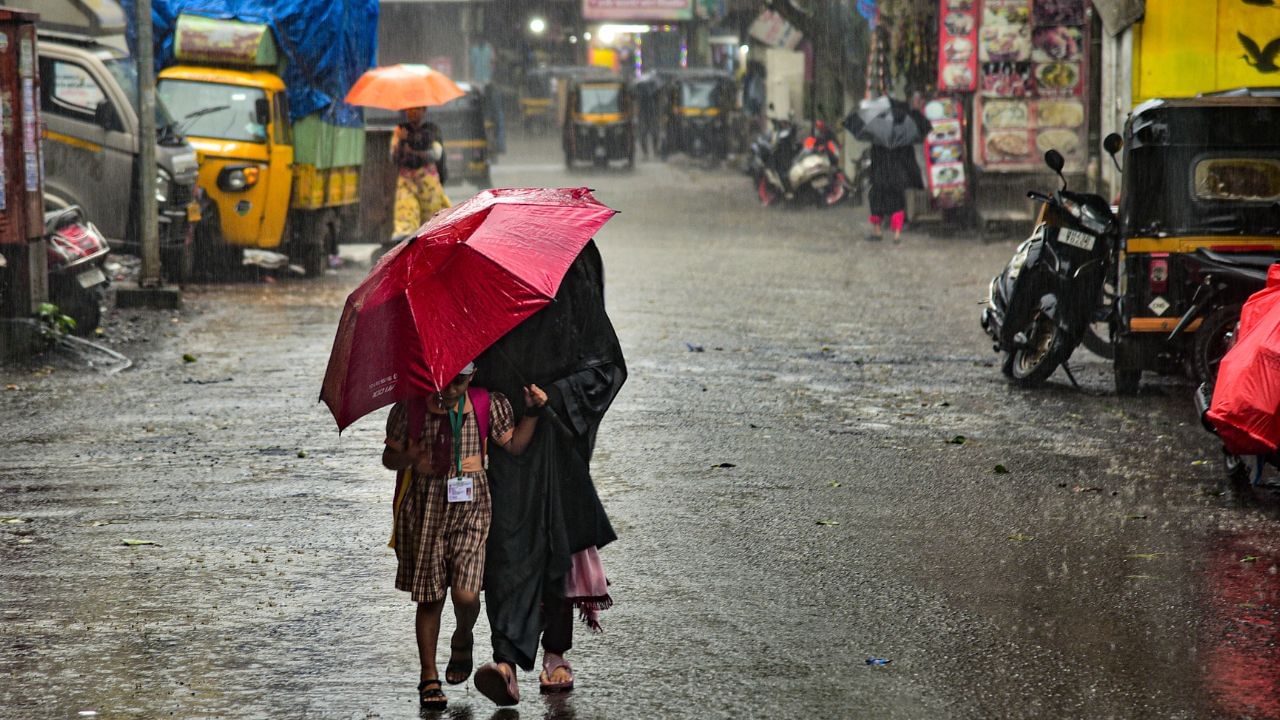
left=865, top=658, right=892, bottom=666
left=1241, top=555, right=1261, bottom=563
left=1072, top=485, right=1103, bottom=493
left=712, top=462, right=736, bottom=468
left=685, top=342, right=705, bottom=352
left=243, top=249, right=291, bottom=270
left=816, top=519, right=840, bottom=526
left=120, top=538, right=159, bottom=547
left=993, top=464, right=1010, bottom=474
left=1007, top=533, right=1034, bottom=542
left=182, top=354, right=197, bottom=363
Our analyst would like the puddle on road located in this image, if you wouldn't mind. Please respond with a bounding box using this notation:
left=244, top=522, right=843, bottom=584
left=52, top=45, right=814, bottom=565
left=1201, top=530, right=1280, bottom=719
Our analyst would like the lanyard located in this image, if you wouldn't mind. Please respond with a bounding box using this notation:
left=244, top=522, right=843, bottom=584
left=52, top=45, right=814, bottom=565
left=447, top=395, right=465, bottom=475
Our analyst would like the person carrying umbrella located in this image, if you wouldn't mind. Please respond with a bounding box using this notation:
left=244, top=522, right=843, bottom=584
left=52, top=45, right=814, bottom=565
left=844, top=91, right=931, bottom=242
left=391, top=106, right=452, bottom=242
left=344, top=64, right=466, bottom=243
left=382, top=363, right=548, bottom=711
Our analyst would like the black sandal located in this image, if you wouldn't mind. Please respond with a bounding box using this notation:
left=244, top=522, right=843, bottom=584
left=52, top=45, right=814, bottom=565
left=418, top=678, right=447, bottom=711
left=445, top=637, right=474, bottom=685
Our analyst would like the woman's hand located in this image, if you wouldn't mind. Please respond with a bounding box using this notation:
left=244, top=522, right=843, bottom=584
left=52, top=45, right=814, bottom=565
left=524, top=384, right=548, bottom=411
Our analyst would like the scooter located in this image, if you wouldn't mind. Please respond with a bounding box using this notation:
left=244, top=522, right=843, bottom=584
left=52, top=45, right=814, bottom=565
left=1194, top=383, right=1280, bottom=488
left=45, top=206, right=110, bottom=336
left=787, top=120, right=847, bottom=207
left=981, top=149, right=1117, bottom=387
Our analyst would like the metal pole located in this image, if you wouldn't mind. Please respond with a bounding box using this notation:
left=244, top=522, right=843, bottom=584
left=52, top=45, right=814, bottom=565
left=135, top=0, right=160, bottom=287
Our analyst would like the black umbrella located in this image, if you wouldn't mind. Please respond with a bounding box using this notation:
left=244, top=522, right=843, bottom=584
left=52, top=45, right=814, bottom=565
left=844, top=96, right=924, bottom=149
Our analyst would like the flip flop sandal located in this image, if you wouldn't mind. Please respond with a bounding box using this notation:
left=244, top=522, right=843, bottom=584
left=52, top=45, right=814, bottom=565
left=445, top=639, right=473, bottom=685
left=475, top=662, right=520, bottom=706
left=539, top=654, right=574, bottom=694
left=418, top=679, right=447, bottom=711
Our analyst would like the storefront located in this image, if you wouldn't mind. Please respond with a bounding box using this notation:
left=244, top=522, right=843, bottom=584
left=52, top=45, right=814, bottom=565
left=866, top=0, right=1102, bottom=229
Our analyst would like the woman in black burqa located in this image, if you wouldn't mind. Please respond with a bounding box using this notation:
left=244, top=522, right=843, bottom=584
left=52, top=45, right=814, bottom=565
left=471, top=240, right=626, bottom=706
left=844, top=93, right=931, bottom=242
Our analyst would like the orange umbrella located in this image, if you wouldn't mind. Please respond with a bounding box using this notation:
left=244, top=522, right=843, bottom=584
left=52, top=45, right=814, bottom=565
left=344, top=64, right=466, bottom=110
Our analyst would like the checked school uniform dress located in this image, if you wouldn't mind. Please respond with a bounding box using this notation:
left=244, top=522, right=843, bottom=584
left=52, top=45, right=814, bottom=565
left=386, top=393, right=514, bottom=603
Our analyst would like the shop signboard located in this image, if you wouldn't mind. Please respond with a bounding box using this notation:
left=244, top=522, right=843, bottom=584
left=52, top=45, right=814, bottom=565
left=923, top=96, right=968, bottom=208
left=938, top=0, right=979, bottom=92
left=1134, top=0, right=1280, bottom=102
left=974, top=0, right=1089, bottom=172
left=582, top=0, right=693, bottom=21
left=749, top=10, right=803, bottom=50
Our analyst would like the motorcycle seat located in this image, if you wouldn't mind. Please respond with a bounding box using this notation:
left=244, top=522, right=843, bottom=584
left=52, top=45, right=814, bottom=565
left=43, top=206, right=86, bottom=234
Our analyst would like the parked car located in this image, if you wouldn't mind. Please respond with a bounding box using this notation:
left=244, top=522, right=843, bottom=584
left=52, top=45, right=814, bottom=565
left=36, top=31, right=201, bottom=281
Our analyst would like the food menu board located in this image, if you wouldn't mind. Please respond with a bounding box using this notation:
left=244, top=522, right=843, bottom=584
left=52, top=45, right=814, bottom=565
left=938, top=0, right=979, bottom=92
left=974, top=0, right=1089, bottom=171
left=924, top=97, right=968, bottom=209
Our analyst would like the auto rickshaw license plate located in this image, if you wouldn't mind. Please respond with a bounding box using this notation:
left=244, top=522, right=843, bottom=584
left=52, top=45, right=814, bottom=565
left=1058, top=228, right=1095, bottom=251
left=186, top=201, right=202, bottom=223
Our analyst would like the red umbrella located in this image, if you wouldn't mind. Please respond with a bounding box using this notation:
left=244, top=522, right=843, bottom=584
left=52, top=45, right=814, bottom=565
left=321, top=187, right=617, bottom=431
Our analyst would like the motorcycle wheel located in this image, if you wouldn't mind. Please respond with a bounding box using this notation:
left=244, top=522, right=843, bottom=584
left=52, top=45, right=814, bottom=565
left=1001, top=311, right=1064, bottom=387
left=1191, top=304, right=1242, bottom=388
left=58, top=281, right=103, bottom=337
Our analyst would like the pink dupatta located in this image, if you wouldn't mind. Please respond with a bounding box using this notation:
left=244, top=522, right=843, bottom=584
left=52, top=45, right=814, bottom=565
left=564, top=546, right=612, bottom=632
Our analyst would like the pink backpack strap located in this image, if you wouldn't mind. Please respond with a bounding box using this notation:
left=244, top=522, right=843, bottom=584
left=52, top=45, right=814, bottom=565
left=468, top=387, right=491, bottom=451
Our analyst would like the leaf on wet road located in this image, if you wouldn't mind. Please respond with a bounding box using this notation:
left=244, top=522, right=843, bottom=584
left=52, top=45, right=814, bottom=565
left=297, top=450, right=309, bottom=458
left=1126, top=552, right=1165, bottom=560
left=121, top=538, right=159, bottom=547
left=1125, top=575, right=1156, bottom=580
left=1007, top=533, right=1034, bottom=542
left=1241, top=555, right=1261, bottom=563
left=993, top=464, right=1010, bottom=474
left=182, top=353, right=197, bottom=363
left=816, top=519, right=840, bottom=526
left=1190, top=459, right=1209, bottom=466
left=1123, top=514, right=1149, bottom=520
left=712, top=462, right=736, bottom=468
left=4, top=384, right=19, bottom=391
left=946, top=435, right=966, bottom=445
left=1, top=517, right=28, bottom=524
left=829, top=481, right=842, bottom=488
left=1072, top=485, right=1104, bottom=493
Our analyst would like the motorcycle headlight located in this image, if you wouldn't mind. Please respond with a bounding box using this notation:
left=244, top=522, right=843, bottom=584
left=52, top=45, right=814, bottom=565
left=155, top=168, right=171, bottom=204
left=1079, top=204, right=1111, bottom=234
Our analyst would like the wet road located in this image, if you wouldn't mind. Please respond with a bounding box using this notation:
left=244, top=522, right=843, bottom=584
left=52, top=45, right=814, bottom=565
left=3, top=135, right=1280, bottom=719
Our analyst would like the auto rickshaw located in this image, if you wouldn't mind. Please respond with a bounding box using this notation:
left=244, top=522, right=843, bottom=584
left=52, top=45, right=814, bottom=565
left=1109, top=92, right=1280, bottom=394
left=431, top=81, right=492, bottom=189
left=658, top=69, right=737, bottom=161
left=519, top=67, right=555, bottom=134
left=563, top=76, right=635, bottom=169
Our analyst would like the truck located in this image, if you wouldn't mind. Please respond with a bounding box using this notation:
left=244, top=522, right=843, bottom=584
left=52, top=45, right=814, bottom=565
left=137, top=1, right=377, bottom=277
left=33, top=0, right=201, bottom=281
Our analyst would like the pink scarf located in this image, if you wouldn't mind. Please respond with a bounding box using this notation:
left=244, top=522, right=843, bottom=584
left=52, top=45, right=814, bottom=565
left=564, top=546, right=612, bottom=632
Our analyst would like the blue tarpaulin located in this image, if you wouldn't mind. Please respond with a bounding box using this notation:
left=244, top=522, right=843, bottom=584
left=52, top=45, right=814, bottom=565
left=120, top=0, right=377, bottom=127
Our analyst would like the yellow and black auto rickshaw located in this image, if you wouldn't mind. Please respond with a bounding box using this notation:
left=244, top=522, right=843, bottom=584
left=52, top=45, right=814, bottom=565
left=519, top=67, right=556, bottom=134
left=658, top=69, right=737, bottom=161
left=1109, top=92, right=1280, bottom=394
left=432, top=81, right=492, bottom=189
left=563, top=76, right=635, bottom=169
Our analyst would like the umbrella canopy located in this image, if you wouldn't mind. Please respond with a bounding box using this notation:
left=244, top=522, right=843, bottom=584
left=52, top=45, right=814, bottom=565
left=845, top=96, right=924, bottom=149
left=344, top=63, right=466, bottom=110
left=320, top=187, right=618, bottom=432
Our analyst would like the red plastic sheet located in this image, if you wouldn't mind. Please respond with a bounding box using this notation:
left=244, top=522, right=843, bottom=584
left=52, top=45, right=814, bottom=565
left=1207, top=264, right=1280, bottom=455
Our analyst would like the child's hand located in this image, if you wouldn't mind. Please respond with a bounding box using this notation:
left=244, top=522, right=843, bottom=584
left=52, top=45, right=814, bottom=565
left=524, top=384, right=548, bottom=411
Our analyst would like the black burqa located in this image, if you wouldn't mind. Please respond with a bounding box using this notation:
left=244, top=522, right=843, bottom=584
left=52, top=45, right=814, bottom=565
left=843, top=100, right=930, bottom=217
left=475, top=239, right=626, bottom=671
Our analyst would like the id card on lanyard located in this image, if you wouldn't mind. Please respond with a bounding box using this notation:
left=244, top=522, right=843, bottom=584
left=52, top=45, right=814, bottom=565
left=445, top=397, right=474, bottom=503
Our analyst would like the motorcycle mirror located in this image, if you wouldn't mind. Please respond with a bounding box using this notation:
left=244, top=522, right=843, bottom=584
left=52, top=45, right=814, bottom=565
left=1103, top=132, right=1124, bottom=173
left=1044, top=149, right=1065, bottom=174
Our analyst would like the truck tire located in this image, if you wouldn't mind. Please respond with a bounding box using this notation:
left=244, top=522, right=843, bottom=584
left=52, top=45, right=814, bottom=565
left=193, top=208, right=237, bottom=281
left=298, top=210, right=337, bottom=278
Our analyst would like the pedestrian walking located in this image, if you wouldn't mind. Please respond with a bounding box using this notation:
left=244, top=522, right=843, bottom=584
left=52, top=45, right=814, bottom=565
left=382, top=363, right=548, bottom=711
left=391, top=106, right=451, bottom=242
left=470, top=241, right=626, bottom=707
left=844, top=91, right=931, bottom=243
left=635, top=73, right=661, bottom=161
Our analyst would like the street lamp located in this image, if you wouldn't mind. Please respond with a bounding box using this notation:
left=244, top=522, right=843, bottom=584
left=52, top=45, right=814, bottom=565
left=529, top=17, right=546, bottom=35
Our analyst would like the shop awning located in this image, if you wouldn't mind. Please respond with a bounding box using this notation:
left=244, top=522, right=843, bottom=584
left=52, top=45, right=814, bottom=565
left=1091, top=0, right=1145, bottom=37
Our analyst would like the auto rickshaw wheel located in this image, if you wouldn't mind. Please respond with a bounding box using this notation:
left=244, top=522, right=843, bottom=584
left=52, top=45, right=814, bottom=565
left=1191, top=303, right=1243, bottom=387
left=1113, top=336, right=1142, bottom=395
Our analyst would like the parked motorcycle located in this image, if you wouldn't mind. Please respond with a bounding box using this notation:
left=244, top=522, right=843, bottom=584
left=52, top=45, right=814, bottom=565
left=45, top=206, right=110, bottom=335
left=748, top=116, right=800, bottom=206
left=981, top=149, right=1116, bottom=387
left=751, top=118, right=846, bottom=208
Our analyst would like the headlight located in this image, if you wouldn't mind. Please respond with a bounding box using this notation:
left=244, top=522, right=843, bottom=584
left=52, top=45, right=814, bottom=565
left=1079, top=204, right=1111, bottom=234
left=156, top=168, right=171, bottom=204
left=217, top=165, right=261, bottom=192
